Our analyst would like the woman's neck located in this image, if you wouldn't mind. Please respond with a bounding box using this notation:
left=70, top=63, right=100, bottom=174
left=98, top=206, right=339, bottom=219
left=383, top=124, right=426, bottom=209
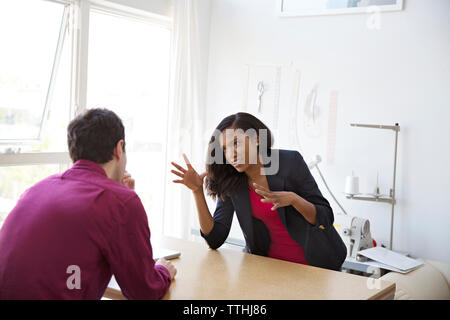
left=244, top=155, right=265, bottom=182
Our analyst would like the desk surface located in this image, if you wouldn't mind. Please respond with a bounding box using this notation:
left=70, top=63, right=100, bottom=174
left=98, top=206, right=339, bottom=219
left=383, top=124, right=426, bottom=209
left=104, top=236, right=395, bottom=300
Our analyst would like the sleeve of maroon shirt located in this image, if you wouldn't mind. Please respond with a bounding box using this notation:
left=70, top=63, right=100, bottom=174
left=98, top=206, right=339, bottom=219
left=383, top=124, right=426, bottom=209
left=103, top=194, right=171, bottom=300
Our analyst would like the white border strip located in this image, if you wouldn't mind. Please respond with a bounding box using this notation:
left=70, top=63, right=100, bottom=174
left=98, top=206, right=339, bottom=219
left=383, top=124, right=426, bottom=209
left=276, top=0, right=404, bottom=17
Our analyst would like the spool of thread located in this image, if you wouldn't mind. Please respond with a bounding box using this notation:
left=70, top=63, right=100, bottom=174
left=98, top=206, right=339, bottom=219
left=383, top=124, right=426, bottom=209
left=345, top=173, right=359, bottom=195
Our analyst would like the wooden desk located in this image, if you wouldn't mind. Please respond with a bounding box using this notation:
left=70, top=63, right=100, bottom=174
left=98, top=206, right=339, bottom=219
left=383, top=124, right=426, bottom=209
left=104, top=236, right=395, bottom=300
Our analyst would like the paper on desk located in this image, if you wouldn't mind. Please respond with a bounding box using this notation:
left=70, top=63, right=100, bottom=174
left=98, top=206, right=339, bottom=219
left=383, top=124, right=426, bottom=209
left=358, top=247, right=424, bottom=273
left=362, top=260, right=417, bottom=274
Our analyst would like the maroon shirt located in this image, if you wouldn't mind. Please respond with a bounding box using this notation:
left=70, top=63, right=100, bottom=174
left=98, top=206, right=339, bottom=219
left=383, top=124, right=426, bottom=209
left=0, top=160, right=171, bottom=299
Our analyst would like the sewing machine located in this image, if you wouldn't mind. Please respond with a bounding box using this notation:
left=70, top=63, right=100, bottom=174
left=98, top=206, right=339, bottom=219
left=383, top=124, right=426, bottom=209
left=334, top=214, right=374, bottom=260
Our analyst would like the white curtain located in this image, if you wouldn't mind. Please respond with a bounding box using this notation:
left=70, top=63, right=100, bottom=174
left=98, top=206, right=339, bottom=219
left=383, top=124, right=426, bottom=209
left=162, top=0, right=206, bottom=239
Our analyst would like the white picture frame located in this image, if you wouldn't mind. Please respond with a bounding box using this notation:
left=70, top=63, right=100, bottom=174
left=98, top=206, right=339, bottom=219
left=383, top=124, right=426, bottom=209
left=276, top=0, right=404, bottom=17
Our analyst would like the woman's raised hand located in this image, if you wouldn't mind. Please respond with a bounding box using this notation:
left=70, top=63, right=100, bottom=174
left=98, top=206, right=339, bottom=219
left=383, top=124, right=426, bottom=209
left=171, top=153, right=207, bottom=192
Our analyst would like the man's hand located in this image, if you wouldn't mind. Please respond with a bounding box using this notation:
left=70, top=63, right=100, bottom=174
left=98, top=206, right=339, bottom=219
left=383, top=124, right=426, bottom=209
left=156, top=258, right=177, bottom=280
left=122, top=171, right=135, bottom=190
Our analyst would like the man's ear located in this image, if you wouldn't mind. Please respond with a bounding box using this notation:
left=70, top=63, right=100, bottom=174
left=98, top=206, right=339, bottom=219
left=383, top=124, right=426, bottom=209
left=114, top=139, right=125, bottom=160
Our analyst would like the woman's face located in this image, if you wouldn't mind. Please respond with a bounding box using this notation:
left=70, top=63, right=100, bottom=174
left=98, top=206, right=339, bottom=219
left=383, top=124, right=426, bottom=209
left=220, top=128, right=259, bottom=173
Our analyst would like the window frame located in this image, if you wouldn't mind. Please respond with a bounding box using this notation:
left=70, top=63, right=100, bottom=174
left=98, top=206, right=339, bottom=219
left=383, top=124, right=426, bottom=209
left=0, top=0, right=173, bottom=236
left=0, top=0, right=172, bottom=165
left=85, top=2, right=173, bottom=237
left=0, top=0, right=72, bottom=146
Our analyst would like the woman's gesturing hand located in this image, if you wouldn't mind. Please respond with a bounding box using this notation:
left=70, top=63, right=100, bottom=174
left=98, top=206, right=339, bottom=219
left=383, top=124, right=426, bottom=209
left=171, top=153, right=207, bottom=192
left=253, top=183, right=297, bottom=211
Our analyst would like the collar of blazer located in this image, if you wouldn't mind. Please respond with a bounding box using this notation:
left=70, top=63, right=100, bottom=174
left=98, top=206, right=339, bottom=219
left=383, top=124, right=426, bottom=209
left=230, top=150, right=287, bottom=247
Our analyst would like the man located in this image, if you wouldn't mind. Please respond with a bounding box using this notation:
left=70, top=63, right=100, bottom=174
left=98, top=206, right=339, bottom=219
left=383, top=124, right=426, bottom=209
left=0, top=108, right=176, bottom=299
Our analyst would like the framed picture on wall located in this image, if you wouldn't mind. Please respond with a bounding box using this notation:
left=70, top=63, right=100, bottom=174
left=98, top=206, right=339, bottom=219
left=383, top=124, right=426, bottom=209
left=242, top=64, right=282, bottom=131
left=277, top=0, right=404, bottom=17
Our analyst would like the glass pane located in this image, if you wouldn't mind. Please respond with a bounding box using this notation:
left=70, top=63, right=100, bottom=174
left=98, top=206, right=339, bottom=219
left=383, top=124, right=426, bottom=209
left=0, top=0, right=67, bottom=142
left=0, top=164, right=62, bottom=229
left=32, top=9, right=72, bottom=153
left=87, top=10, right=171, bottom=236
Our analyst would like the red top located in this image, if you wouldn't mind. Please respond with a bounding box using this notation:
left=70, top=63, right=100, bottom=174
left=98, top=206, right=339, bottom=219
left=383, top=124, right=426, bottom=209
left=248, top=185, right=309, bottom=265
left=0, top=160, right=171, bottom=299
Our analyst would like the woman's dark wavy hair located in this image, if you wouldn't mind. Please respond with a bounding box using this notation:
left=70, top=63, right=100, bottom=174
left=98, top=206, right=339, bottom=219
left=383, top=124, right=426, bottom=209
left=205, top=112, right=273, bottom=201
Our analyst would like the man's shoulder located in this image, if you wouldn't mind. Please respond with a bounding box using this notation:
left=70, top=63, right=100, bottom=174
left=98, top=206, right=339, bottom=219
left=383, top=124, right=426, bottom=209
left=57, top=169, right=138, bottom=205
left=96, top=178, right=138, bottom=205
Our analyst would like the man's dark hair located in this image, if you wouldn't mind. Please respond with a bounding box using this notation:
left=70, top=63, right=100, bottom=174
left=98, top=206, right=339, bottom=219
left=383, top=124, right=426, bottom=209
left=67, top=108, right=125, bottom=164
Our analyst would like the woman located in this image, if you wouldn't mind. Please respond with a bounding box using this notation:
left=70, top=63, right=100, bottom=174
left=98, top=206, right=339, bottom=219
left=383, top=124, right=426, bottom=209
left=171, top=112, right=346, bottom=270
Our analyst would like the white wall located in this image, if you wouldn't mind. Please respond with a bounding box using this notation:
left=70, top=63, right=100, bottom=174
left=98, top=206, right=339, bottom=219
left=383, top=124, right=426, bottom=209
left=203, top=0, right=450, bottom=262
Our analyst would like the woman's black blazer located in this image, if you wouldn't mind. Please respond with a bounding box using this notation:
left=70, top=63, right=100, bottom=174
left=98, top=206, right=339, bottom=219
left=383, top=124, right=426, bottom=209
left=200, top=149, right=347, bottom=271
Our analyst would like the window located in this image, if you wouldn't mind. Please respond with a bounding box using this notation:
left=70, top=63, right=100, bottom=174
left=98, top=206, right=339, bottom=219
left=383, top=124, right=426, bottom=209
left=87, top=9, right=171, bottom=236
left=0, top=0, right=71, bottom=148
left=0, top=0, right=73, bottom=228
left=0, top=1, right=172, bottom=234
